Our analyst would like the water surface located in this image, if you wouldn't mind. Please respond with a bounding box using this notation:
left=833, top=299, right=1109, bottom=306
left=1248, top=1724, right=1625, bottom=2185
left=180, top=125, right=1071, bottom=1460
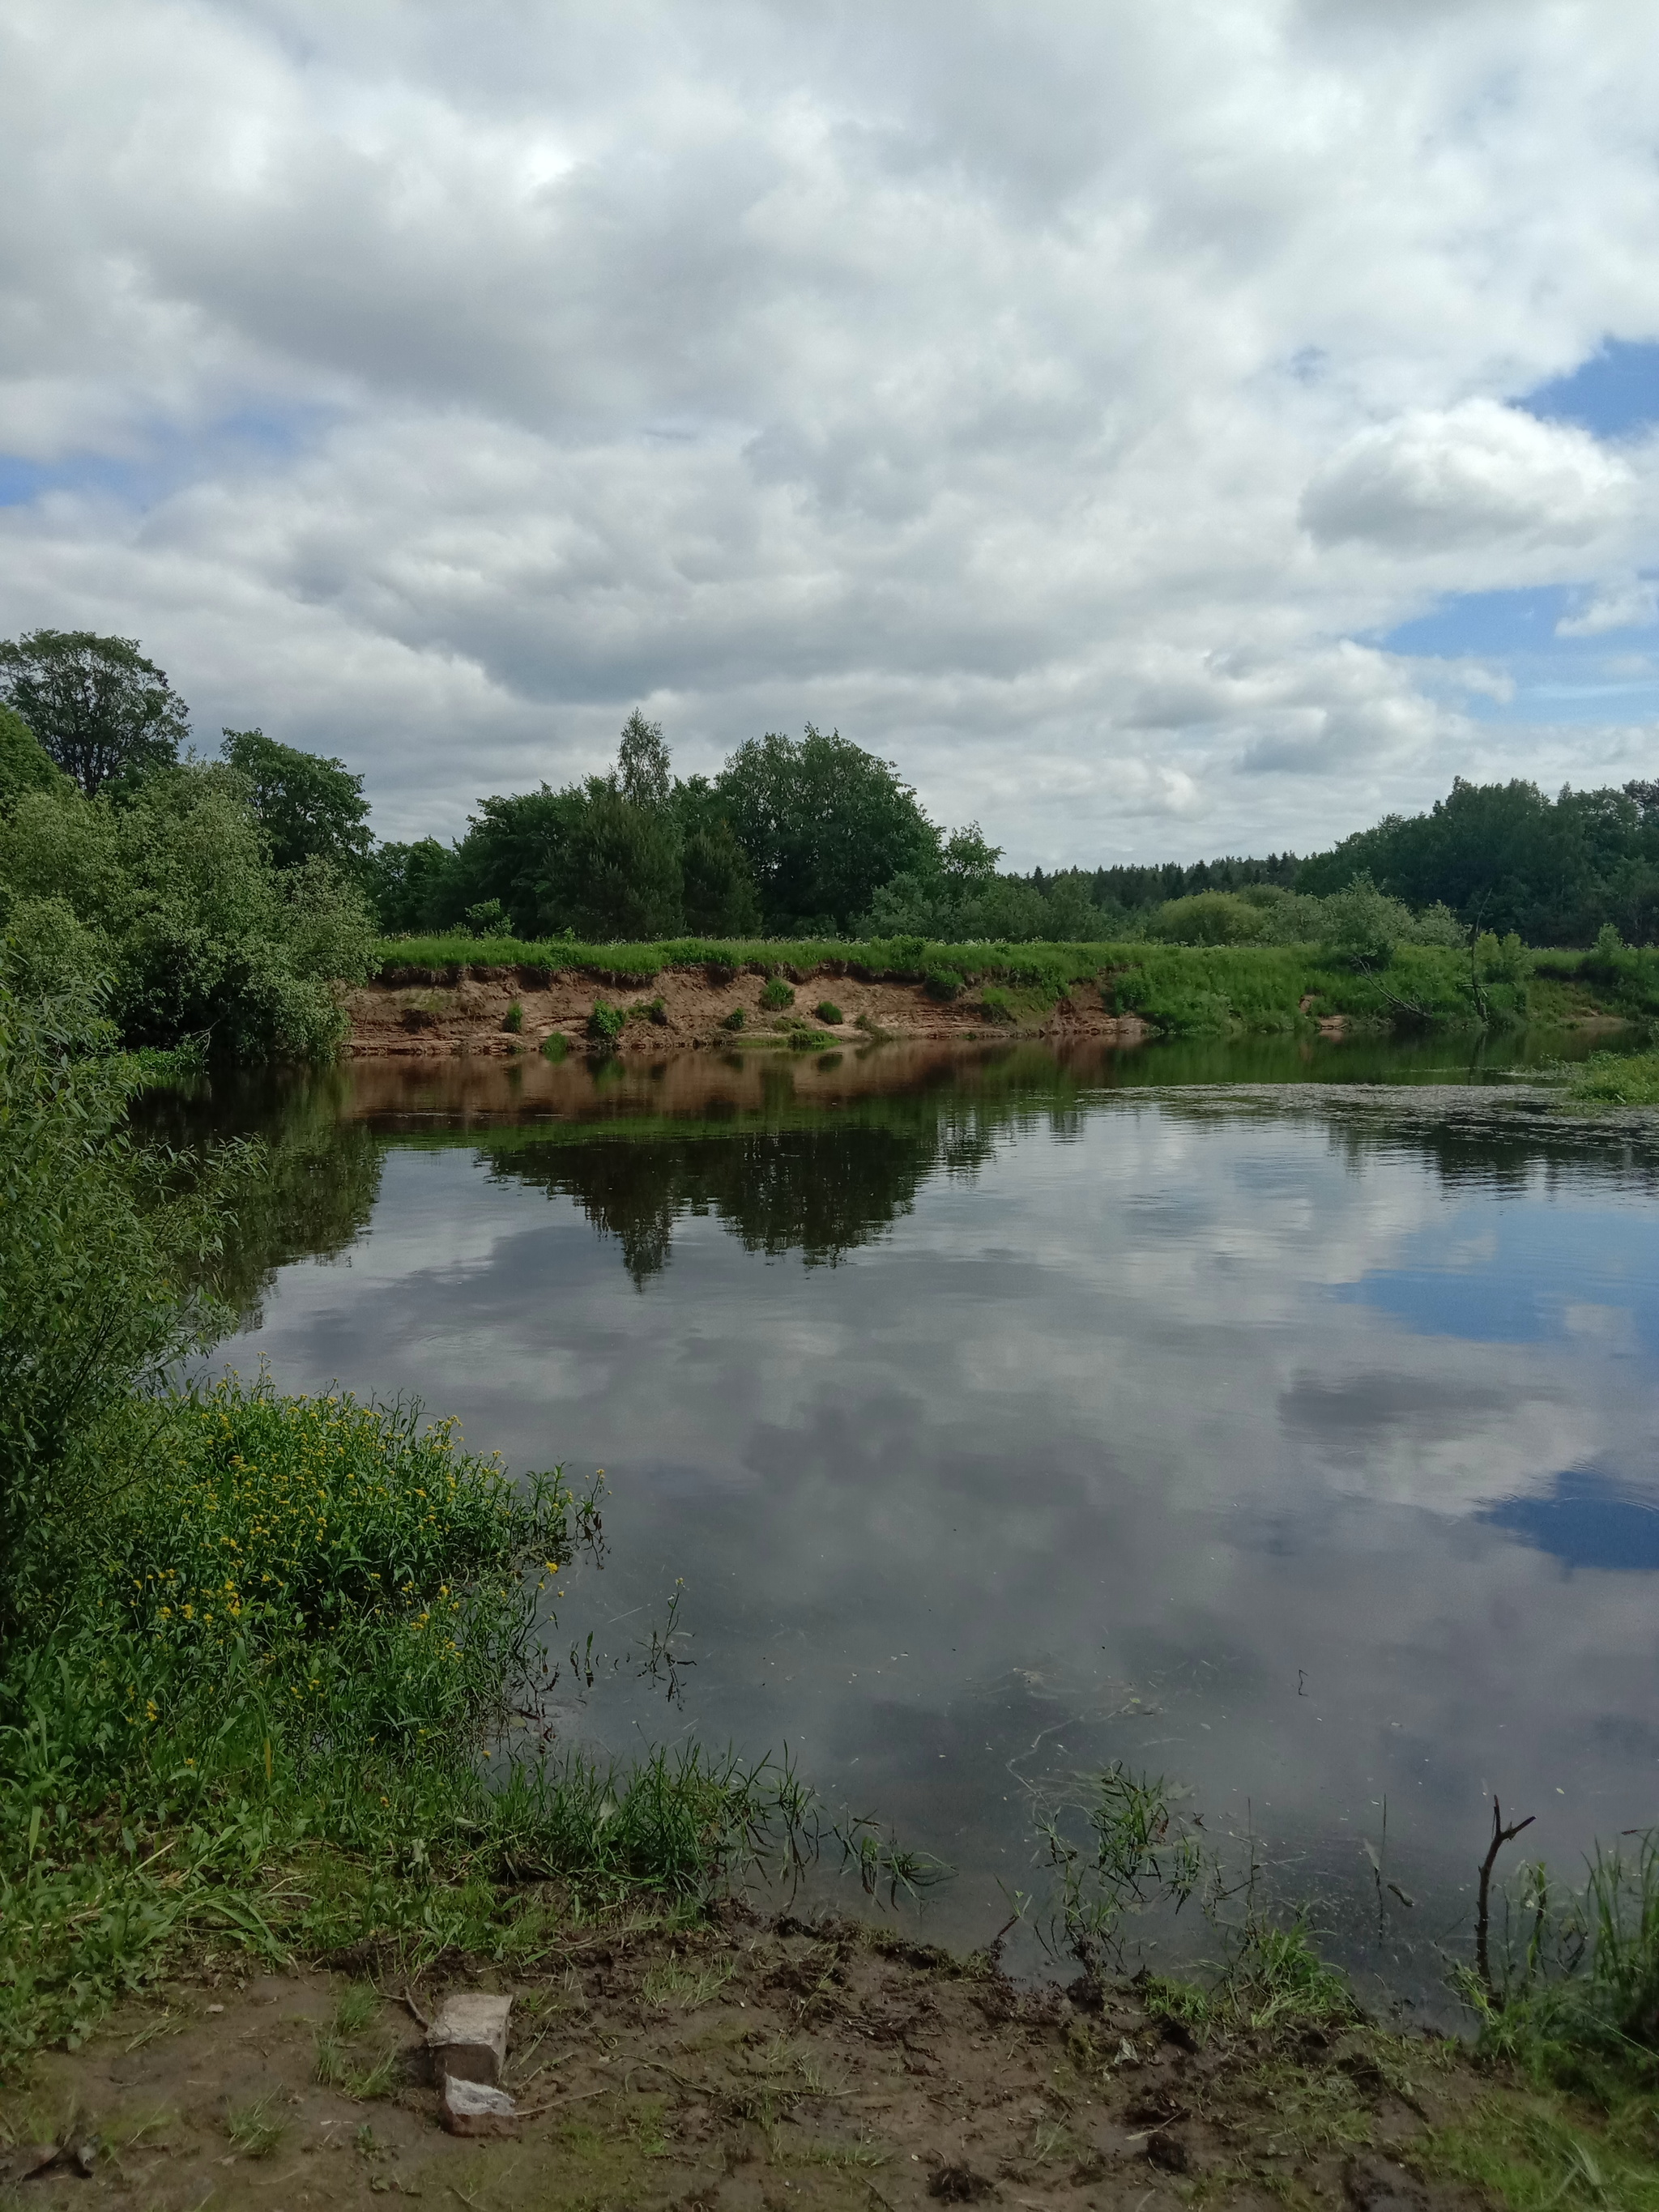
left=177, top=1029, right=1659, bottom=2013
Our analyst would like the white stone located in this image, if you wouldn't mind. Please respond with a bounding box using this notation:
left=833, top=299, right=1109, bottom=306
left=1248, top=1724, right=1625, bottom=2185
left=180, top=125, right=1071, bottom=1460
left=427, top=1991, right=512, bottom=2086
left=440, top=2074, right=519, bottom=2137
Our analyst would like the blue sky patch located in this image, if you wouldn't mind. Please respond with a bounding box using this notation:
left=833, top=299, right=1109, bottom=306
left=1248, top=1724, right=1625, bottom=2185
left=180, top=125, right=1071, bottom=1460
left=1482, top=1466, right=1659, bottom=1573
left=1520, top=338, right=1659, bottom=440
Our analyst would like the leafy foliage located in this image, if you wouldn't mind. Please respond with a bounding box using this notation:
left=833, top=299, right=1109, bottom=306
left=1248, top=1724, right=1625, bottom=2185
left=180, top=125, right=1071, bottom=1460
left=220, top=727, right=373, bottom=872
left=0, top=629, right=190, bottom=797
left=0, top=765, right=376, bottom=1059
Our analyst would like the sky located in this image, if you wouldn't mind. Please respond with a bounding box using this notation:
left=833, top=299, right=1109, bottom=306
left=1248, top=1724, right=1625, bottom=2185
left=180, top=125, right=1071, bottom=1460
left=2, top=0, right=1657, bottom=865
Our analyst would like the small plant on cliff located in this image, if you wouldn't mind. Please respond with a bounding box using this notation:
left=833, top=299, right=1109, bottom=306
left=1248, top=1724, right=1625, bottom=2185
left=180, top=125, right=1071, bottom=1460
left=925, top=968, right=965, bottom=1001
left=760, top=977, right=795, bottom=1011
left=539, top=1030, right=568, bottom=1062
left=815, top=1000, right=843, bottom=1025
left=502, top=999, right=523, bottom=1033
left=721, top=1007, right=746, bottom=1032
left=979, top=987, right=1016, bottom=1025
left=586, top=999, right=625, bottom=1044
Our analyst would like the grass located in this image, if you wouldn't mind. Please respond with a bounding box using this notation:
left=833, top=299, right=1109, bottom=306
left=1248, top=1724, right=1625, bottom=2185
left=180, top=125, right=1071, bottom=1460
left=0, top=1373, right=820, bottom=2081
left=1565, top=1048, right=1659, bottom=1103
left=224, top=2093, right=285, bottom=2157
left=373, top=931, right=1536, bottom=1035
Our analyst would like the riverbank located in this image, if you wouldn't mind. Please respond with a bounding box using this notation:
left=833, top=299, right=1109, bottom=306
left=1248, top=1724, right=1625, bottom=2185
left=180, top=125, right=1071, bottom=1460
left=353, top=930, right=1608, bottom=1059
left=8, top=1905, right=1654, bottom=2211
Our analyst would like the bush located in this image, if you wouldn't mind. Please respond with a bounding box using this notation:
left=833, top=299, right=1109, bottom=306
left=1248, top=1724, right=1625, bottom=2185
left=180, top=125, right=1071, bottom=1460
left=815, top=999, right=843, bottom=1025
left=721, top=1007, right=746, bottom=1031
left=760, top=977, right=795, bottom=1010
left=924, top=967, right=964, bottom=1001
left=501, top=999, right=523, bottom=1034
left=539, top=1031, right=568, bottom=1063
left=1147, top=892, right=1266, bottom=946
left=586, top=998, right=625, bottom=1044
left=979, top=986, right=1017, bottom=1025
left=466, top=897, right=511, bottom=937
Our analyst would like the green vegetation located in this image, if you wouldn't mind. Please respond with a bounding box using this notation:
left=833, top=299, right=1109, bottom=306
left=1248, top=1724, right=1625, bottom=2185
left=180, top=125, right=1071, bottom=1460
left=501, top=997, right=523, bottom=1033
left=0, top=984, right=825, bottom=2074
left=586, top=996, right=625, bottom=1044
left=1566, top=1049, right=1659, bottom=1104
left=721, top=1005, right=745, bottom=1031
left=0, top=629, right=190, bottom=798
left=758, top=975, right=795, bottom=1010
left=814, top=999, right=842, bottom=1024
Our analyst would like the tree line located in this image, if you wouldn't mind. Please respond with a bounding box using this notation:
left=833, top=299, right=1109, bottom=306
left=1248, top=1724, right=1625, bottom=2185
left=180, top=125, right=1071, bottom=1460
left=3, top=630, right=1657, bottom=987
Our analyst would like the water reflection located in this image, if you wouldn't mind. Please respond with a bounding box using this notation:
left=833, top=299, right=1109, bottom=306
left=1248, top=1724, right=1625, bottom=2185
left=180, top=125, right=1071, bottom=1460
left=177, top=1034, right=1659, bottom=2013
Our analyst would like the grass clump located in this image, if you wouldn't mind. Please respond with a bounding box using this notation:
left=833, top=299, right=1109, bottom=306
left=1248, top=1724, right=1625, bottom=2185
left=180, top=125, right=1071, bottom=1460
left=1565, top=1049, right=1659, bottom=1105
left=924, top=967, right=964, bottom=1001
left=721, top=1006, right=745, bottom=1031
left=586, top=996, right=625, bottom=1044
left=225, top=2094, right=286, bottom=2158
left=501, top=998, right=523, bottom=1033
left=759, top=977, right=795, bottom=1011
left=539, top=1029, right=568, bottom=1063
left=814, top=999, right=842, bottom=1025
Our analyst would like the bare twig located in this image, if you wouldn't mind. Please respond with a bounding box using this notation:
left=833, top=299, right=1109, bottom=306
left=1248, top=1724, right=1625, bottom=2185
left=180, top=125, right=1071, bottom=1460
left=1475, top=1796, right=1536, bottom=2005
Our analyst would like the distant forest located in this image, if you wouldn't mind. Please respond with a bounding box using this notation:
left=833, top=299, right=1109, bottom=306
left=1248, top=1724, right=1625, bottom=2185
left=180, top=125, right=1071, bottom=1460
left=3, top=629, right=1657, bottom=955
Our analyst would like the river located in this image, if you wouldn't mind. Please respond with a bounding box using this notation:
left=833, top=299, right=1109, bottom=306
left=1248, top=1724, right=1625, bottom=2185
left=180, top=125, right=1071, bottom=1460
left=164, top=1025, right=1659, bottom=2018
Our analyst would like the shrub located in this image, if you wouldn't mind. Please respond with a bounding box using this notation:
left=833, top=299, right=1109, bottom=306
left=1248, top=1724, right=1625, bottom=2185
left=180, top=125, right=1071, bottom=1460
left=586, top=998, right=625, bottom=1044
left=539, top=1031, right=568, bottom=1063
left=760, top=977, right=795, bottom=1010
left=641, top=995, right=669, bottom=1025
left=979, top=986, right=1017, bottom=1025
left=815, top=999, right=843, bottom=1025
left=925, top=967, right=964, bottom=1001
left=1146, top=892, right=1266, bottom=946
left=464, top=898, right=510, bottom=938
left=501, top=999, right=523, bottom=1034
left=788, top=1029, right=834, bottom=1051
left=720, top=1006, right=746, bottom=1031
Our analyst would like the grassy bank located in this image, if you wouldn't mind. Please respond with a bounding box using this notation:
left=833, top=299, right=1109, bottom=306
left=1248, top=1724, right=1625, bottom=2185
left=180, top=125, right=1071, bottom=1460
left=374, top=931, right=1536, bottom=1035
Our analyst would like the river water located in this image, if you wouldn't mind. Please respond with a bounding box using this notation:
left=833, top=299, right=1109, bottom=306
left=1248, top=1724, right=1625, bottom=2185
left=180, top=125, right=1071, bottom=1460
left=174, top=1029, right=1659, bottom=2016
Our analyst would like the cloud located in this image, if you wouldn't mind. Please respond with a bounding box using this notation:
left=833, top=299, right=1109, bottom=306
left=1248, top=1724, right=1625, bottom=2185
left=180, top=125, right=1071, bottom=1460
left=1557, top=577, right=1659, bottom=636
left=2, top=1, right=1659, bottom=859
left=1300, top=401, right=1636, bottom=556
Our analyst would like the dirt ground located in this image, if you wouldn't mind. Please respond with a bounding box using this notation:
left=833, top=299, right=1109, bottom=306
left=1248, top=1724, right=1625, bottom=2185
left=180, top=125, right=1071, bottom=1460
left=0, top=1913, right=1489, bottom=2212
left=348, top=964, right=1149, bottom=1059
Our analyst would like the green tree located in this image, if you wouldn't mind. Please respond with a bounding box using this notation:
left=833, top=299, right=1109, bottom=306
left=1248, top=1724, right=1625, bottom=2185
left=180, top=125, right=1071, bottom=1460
left=538, top=782, right=684, bottom=940
left=673, top=776, right=761, bottom=935
left=616, top=710, right=673, bottom=810
left=367, top=836, right=458, bottom=932
left=0, top=982, right=233, bottom=1626
left=0, top=702, right=68, bottom=811
left=0, top=629, right=190, bottom=797
left=715, top=726, right=939, bottom=933
left=220, top=727, right=372, bottom=872
left=0, top=766, right=375, bottom=1059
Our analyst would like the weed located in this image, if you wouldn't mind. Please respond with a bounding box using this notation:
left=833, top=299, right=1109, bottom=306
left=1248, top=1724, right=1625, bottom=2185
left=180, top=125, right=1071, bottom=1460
left=925, top=967, right=964, bottom=1001
left=586, top=999, right=625, bottom=1044
left=760, top=978, right=795, bottom=1011
left=501, top=1000, right=523, bottom=1034
left=721, top=1007, right=745, bottom=1031
left=814, top=1000, right=843, bottom=1025
left=642, top=1955, right=738, bottom=2010
left=540, top=1030, right=569, bottom=1062
left=224, top=2095, right=284, bottom=2158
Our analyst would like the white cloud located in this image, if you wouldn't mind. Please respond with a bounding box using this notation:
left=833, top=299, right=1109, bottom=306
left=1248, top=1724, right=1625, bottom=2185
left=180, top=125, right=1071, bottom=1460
left=1557, top=578, right=1659, bottom=637
left=1300, top=401, right=1637, bottom=556
left=2, top=0, right=1659, bottom=858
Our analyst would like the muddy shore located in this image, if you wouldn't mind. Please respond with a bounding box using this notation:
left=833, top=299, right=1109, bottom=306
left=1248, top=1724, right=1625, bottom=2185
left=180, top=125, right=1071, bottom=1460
left=2, top=1913, right=1496, bottom=2211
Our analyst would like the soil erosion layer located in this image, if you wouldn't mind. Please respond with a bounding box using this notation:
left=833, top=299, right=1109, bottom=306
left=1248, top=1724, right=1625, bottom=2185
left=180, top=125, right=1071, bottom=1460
left=351, top=965, right=1148, bottom=1059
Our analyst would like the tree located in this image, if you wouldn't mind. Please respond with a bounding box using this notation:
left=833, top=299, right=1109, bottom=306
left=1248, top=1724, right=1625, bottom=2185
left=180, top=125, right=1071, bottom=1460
left=537, top=782, right=684, bottom=940
left=0, top=702, right=68, bottom=812
left=0, top=630, right=190, bottom=796
left=673, top=776, right=761, bottom=936
left=616, top=710, right=672, bottom=810
left=367, top=837, right=458, bottom=933
left=220, top=727, right=372, bottom=872
left=714, top=726, right=939, bottom=933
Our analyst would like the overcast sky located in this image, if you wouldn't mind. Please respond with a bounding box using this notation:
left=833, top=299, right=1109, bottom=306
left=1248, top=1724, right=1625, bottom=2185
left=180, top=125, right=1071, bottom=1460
left=2, top=1, right=1657, bottom=863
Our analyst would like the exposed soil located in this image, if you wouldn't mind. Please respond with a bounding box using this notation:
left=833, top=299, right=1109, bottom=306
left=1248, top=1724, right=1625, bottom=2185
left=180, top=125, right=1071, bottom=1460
left=349, top=964, right=1149, bottom=1060
left=0, top=1914, right=1493, bottom=2211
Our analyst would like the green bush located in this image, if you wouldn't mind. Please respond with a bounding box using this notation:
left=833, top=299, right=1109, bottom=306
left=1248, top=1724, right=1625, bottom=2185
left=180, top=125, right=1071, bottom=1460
left=501, top=999, right=523, bottom=1034
left=924, top=967, right=964, bottom=1001
left=814, top=999, right=843, bottom=1024
left=0, top=766, right=375, bottom=1059
left=721, top=1006, right=746, bottom=1031
left=1146, top=892, right=1266, bottom=946
left=586, top=998, right=625, bottom=1044
left=539, top=1030, right=569, bottom=1063
left=979, top=986, right=1017, bottom=1025
left=1567, top=1051, right=1659, bottom=1106
left=760, top=976, right=795, bottom=1010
